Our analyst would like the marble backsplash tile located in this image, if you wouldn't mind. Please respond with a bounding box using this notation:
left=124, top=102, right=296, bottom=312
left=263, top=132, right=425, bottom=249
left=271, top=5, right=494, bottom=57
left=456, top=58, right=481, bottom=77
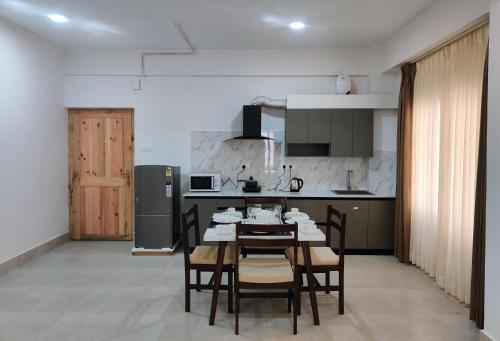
left=191, top=131, right=396, bottom=195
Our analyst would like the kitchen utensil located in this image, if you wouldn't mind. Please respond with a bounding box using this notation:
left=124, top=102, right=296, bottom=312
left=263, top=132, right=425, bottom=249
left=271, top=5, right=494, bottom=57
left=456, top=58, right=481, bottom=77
left=290, top=177, right=304, bottom=192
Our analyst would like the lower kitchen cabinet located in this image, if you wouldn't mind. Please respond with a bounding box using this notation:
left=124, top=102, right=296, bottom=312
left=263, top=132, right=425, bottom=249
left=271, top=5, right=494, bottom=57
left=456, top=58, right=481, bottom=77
left=184, top=196, right=395, bottom=253
left=332, top=200, right=369, bottom=249
left=367, top=200, right=395, bottom=249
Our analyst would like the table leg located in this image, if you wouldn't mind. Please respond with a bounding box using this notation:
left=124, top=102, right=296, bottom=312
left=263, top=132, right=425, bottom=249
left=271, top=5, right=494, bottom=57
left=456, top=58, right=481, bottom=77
left=302, top=241, right=320, bottom=325
left=209, top=241, right=226, bottom=326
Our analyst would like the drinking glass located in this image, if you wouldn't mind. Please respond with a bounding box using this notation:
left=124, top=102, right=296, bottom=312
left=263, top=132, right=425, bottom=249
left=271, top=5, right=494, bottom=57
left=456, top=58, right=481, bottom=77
left=274, top=204, right=282, bottom=224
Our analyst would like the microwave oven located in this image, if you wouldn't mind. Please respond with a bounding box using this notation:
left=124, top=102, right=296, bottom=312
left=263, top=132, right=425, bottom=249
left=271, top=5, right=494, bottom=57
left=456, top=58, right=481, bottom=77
left=190, top=173, right=222, bottom=192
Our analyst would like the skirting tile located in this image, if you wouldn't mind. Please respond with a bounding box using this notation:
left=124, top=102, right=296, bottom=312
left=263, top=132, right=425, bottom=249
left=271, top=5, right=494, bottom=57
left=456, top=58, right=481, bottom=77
left=0, top=232, right=69, bottom=277
left=480, top=330, right=493, bottom=341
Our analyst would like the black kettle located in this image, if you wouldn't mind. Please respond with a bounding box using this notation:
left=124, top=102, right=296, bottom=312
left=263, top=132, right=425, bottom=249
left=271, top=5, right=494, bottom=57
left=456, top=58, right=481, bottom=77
left=290, top=177, right=304, bottom=192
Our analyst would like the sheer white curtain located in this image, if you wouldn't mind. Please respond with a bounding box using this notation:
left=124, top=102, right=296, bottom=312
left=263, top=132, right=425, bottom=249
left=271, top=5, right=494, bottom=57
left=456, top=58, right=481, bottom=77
left=410, top=25, right=488, bottom=304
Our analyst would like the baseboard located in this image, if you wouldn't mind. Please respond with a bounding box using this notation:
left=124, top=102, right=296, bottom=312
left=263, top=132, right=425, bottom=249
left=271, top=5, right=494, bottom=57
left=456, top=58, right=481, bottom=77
left=480, top=330, right=494, bottom=341
left=0, top=232, right=69, bottom=277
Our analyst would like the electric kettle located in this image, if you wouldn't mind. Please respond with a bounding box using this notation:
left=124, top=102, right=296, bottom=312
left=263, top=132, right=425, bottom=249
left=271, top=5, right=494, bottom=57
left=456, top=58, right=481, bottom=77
left=290, top=177, right=304, bottom=192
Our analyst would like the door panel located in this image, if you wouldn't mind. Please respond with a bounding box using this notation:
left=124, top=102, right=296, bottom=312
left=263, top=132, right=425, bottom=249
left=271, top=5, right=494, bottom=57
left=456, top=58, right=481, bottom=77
left=352, top=109, right=373, bottom=157
left=135, top=166, right=171, bottom=215
left=286, top=109, right=309, bottom=143
left=331, top=110, right=353, bottom=157
left=308, top=110, right=331, bottom=143
left=135, top=215, right=172, bottom=249
left=332, top=200, right=368, bottom=249
left=80, top=187, right=102, bottom=235
left=367, top=200, right=395, bottom=249
left=80, top=118, right=105, bottom=177
left=104, top=118, right=124, bottom=177
left=69, top=109, right=134, bottom=240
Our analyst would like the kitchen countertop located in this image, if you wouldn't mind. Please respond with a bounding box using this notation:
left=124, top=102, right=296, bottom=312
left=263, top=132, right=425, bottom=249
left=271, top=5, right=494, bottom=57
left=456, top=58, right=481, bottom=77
left=183, top=189, right=395, bottom=199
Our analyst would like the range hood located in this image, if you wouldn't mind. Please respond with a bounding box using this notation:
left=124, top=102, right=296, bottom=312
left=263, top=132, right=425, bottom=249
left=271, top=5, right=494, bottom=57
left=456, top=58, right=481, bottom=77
left=227, top=105, right=276, bottom=141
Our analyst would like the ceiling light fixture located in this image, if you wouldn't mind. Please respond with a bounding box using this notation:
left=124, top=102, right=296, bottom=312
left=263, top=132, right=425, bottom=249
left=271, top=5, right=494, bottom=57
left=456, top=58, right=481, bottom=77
left=48, top=14, right=68, bottom=23
left=289, top=21, right=305, bottom=30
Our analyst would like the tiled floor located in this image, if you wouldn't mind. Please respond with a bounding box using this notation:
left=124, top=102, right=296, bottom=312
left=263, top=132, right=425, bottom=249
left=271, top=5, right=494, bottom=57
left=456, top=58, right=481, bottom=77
left=0, top=241, right=480, bottom=341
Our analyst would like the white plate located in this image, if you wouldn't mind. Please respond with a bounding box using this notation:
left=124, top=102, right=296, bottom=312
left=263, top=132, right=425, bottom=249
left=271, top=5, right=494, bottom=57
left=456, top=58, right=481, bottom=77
left=285, top=216, right=313, bottom=224
left=284, top=212, right=309, bottom=219
left=213, top=214, right=241, bottom=224
left=215, top=224, right=235, bottom=235
left=299, top=224, right=318, bottom=234
left=221, top=210, right=243, bottom=218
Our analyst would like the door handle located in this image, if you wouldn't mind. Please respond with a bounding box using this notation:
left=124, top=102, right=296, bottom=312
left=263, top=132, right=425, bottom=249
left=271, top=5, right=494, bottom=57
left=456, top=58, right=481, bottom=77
left=353, top=206, right=359, bottom=211
left=124, top=170, right=131, bottom=185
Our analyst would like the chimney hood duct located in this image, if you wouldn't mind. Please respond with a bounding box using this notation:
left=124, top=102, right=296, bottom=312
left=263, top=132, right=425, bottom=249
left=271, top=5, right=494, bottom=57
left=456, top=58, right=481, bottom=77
left=251, top=96, right=287, bottom=109
left=225, top=105, right=277, bottom=141
left=225, top=97, right=286, bottom=142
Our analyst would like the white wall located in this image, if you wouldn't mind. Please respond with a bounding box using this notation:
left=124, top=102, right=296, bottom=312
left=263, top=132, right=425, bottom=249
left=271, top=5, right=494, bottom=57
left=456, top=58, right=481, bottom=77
left=485, top=1, right=500, bottom=339
left=382, top=0, right=490, bottom=71
left=64, top=48, right=399, bottom=191
left=0, top=18, right=67, bottom=264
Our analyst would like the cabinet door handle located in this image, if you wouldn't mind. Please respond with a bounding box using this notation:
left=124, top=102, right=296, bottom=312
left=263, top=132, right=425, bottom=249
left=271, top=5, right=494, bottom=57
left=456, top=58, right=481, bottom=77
left=353, top=206, right=359, bottom=210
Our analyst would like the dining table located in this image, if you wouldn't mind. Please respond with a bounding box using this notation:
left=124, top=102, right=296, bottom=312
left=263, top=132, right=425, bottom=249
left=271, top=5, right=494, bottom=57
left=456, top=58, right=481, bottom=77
left=203, top=211, right=326, bottom=326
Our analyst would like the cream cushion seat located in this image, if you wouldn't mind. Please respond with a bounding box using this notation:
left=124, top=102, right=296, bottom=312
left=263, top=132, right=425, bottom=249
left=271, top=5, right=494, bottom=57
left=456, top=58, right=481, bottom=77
left=285, top=247, right=340, bottom=266
left=190, top=246, right=235, bottom=265
left=239, top=258, right=293, bottom=283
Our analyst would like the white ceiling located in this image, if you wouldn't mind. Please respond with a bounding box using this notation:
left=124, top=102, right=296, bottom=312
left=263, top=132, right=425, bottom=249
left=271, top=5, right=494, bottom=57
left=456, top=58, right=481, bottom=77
left=0, top=0, right=436, bottom=49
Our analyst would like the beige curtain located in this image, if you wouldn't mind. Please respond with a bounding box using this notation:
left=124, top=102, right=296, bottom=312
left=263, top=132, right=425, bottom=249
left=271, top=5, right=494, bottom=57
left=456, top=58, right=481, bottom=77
left=410, top=25, right=488, bottom=304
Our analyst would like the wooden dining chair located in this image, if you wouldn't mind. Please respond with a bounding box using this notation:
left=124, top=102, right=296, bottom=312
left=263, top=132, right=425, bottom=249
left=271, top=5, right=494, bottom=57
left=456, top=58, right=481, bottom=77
left=182, top=204, right=234, bottom=313
left=242, top=197, right=288, bottom=257
left=285, top=204, right=346, bottom=314
left=234, top=222, right=299, bottom=335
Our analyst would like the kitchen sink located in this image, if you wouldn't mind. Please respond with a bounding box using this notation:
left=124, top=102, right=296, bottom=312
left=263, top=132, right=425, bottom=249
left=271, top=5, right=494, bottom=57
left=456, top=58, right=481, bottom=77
left=333, top=189, right=374, bottom=195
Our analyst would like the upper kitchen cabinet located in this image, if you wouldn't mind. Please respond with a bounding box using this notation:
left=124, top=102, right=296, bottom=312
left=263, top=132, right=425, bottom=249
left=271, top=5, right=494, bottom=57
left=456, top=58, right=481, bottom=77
left=352, top=109, right=373, bottom=157
left=286, top=109, right=331, bottom=156
left=331, top=109, right=353, bottom=157
left=330, top=109, right=374, bottom=157
left=308, top=110, right=332, bottom=143
left=285, top=109, right=309, bottom=144
left=286, top=107, right=374, bottom=157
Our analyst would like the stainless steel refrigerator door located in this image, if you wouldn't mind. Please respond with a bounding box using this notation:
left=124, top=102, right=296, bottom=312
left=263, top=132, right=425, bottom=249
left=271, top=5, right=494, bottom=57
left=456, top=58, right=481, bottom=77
left=135, top=215, right=173, bottom=249
left=135, top=165, right=173, bottom=215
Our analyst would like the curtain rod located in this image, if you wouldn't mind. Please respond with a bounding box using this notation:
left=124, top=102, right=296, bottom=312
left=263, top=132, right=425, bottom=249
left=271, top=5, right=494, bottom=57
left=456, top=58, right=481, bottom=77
left=409, top=16, right=489, bottom=64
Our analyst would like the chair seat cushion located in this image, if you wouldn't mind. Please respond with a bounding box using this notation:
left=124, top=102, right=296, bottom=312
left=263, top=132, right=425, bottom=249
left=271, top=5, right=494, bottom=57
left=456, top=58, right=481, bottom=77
left=285, top=247, right=339, bottom=266
left=190, top=246, right=234, bottom=265
left=238, top=258, right=293, bottom=283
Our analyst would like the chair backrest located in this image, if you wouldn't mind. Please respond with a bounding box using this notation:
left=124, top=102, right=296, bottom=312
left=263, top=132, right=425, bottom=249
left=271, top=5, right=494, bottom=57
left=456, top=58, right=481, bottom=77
left=326, top=205, right=347, bottom=264
left=235, top=223, right=298, bottom=273
left=181, top=204, right=201, bottom=265
left=244, top=197, right=288, bottom=212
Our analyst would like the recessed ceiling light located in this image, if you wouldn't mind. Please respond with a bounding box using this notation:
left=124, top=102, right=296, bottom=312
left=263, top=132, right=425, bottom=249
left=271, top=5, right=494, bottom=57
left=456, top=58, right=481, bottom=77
left=289, top=21, right=305, bottom=30
left=48, top=14, right=68, bottom=23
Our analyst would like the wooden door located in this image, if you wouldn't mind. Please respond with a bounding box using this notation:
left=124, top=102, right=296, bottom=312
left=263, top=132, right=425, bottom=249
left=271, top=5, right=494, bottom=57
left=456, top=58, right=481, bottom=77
left=69, top=109, right=134, bottom=240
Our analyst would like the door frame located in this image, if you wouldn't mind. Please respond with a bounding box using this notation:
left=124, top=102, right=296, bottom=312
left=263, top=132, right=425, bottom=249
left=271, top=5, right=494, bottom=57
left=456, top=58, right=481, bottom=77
left=67, top=108, right=135, bottom=240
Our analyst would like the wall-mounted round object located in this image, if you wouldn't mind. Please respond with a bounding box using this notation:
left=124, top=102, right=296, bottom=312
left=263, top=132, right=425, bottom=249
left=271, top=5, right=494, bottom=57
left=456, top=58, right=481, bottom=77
left=336, top=74, right=352, bottom=94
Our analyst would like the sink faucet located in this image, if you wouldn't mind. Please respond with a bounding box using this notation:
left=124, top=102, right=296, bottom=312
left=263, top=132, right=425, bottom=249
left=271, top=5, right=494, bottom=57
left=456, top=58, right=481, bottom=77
left=346, top=170, right=353, bottom=191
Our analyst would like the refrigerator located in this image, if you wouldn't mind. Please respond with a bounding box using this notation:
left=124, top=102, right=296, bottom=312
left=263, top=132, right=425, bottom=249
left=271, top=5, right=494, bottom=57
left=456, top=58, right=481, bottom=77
left=134, top=165, right=181, bottom=251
